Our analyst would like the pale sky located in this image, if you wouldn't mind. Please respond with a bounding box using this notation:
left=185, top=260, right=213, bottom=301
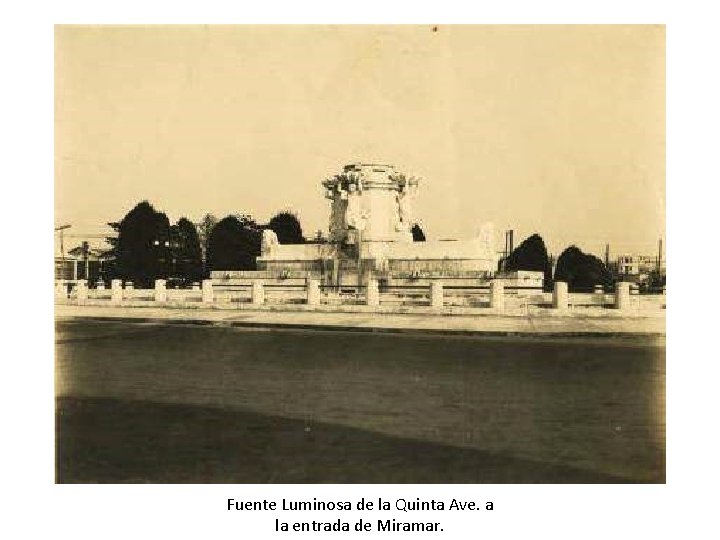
left=55, top=25, right=664, bottom=257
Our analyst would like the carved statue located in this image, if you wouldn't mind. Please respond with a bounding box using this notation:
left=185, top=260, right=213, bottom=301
left=328, top=196, right=347, bottom=241
left=261, top=229, right=280, bottom=255
left=395, top=184, right=416, bottom=233
left=324, top=166, right=421, bottom=243
left=345, top=183, right=368, bottom=231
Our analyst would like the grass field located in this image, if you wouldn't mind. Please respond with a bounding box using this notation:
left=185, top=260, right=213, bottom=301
left=56, top=320, right=665, bottom=483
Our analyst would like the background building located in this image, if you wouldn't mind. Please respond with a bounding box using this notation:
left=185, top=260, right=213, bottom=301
left=55, top=232, right=115, bottom=285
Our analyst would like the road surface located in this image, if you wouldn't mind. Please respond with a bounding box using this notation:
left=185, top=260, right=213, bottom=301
left=56, top=319, right=665, bottom=483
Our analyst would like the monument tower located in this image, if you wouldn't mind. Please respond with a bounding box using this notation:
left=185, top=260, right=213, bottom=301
left=252, top=162, right=498, bottom=287
left=322, top=163, right=420, bottom=245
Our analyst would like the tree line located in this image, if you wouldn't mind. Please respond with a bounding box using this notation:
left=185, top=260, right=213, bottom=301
left=102, top=201, right=306, bottom=287
left=502, top=233, right=615, bottom=291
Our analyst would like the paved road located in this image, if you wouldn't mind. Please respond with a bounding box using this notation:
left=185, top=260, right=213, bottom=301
left=56, top=319, right=665, bottom=483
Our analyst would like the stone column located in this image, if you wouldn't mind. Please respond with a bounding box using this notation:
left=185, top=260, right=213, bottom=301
left=111, top=279, right=123, bottom=304
left=55, top=281, right=66, bottom=299
left=366, top=278, right=380, bottom=307
left=76, top=279, right=88, bottom=302
left=615, top=281, right=631, bottom=310
left=202, top=279, right=214, bottom=304
left=252, top=280, right=265, bottom=305
left=553, top=281, right=568, bottom=310
left=154, top=279, right=167, bottom=303
left=307, top=279, right=320, bottom=306
left=490, top=280, right=505, bottom=312
left=430, top=281, right=444, bottom=309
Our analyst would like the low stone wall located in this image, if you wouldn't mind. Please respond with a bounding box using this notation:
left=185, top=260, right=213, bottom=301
left=57, top=278, right=665, bottom=316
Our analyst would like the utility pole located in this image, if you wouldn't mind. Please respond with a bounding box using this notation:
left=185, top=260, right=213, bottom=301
left=503, top=229, right=515, bottom=259
left=55, top=224, right=71, bottom=279
left=82, top=241, right=90, bottom=280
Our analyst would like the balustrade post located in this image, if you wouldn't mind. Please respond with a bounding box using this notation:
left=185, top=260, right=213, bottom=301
left=76, top=279, right=88, bottom=302
left=490, top=280, right=505, bottom=312
left=202, top=279, right=214, bottom=303
left=366, top=278, right=380, bottom=307
left=252, top=280, right=265, bottom=305
left=111, top=279, right=123, bottom=304
left=307, top=279, right=320, bottom=306
left=615, top=281, right=631, bottom=310
left=154, top=279, right=167, bottom=303
left=553, top=281, right=568, bottom=311
left=55, top=281, right=66, bottom=299
left=430, top=281, right=444, bottom=309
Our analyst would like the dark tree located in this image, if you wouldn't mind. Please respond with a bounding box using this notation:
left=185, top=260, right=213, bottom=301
left=554, top=245, right=613, bottom=291
left=104, top=221, right=120, bottom=258
left=153, top=211, right=172, bottom=280
left=411, top=224, right=426, bottom=242
left=170, top=218, right=203, bottom=284
left=207, top=215, right=261, bottom=271
left=267, top=211, right=305, bottom=244
left=504, top=233, right=552, bottom=287
left=100, top=221, right=121, bottom=281
left=112, top=201, right=171, bottom=288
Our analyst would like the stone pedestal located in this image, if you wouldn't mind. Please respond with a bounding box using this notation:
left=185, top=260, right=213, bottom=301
left=111, top=279, right=123, bottom=304
left=307, top=279, right=320, bottom=306
left=154, top=279, right=167, bottom=302
left=76, top=280, right=88, bottom=302
left=252, top=281, right=265, bottom=305
left=96, top=281, right=105, bottom=291
left=553, top=281, right=568, bottom=310
left=366, top=278, right=380, bottom=307
left=615, top=282, right=631, bottom=310
left=430, top=281, right=443, bottom=308
left=490, top=280, right=505, bottom=312
left=202, top=279, right=214, bottom=303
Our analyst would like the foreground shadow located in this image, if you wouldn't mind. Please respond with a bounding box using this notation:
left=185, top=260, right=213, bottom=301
left=57, top=397, right=642, bottom=483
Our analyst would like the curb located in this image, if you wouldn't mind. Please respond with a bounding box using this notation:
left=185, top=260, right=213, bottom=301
left=55, top=315, right=666, bottom=340
left=55, top=300, right=664, bottom=320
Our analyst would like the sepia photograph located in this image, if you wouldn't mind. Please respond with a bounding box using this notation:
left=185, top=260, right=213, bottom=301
left=54, top=24, right=665, bottom=484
